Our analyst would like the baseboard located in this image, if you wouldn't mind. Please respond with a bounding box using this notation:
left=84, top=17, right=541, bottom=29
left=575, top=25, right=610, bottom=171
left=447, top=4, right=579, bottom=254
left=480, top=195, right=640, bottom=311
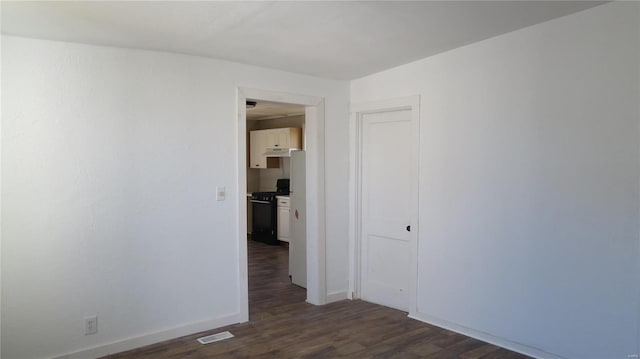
left=408, top=311, right=566, bottom=359
left=326, top=290, right=349, bottom=303
left=53, top=313, right=242, bottom=359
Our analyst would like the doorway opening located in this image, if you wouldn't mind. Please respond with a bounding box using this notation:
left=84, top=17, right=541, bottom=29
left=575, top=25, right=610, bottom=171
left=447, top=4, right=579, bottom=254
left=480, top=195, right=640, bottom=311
left=237, top=88, right=327, bottom=323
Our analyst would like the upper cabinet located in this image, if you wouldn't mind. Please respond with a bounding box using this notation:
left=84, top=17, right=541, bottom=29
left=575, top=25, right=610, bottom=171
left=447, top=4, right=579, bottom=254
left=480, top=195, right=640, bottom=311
left=265, top=128, right=297, bottom=148
left=249, top=130, right=270, bottom=169
left=249, top=128, right=302, bottom=169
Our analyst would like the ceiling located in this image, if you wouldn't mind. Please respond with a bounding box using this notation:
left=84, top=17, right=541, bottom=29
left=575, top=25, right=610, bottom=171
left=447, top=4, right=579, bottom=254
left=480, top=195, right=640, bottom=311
left=247, top=101, right=305, bottom=121
left=1, top=1, right=605, bottom=80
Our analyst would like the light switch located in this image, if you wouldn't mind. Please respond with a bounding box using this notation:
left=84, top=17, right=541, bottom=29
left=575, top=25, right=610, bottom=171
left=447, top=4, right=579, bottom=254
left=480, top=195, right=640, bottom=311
left=216, top=186, right=225, bottom=201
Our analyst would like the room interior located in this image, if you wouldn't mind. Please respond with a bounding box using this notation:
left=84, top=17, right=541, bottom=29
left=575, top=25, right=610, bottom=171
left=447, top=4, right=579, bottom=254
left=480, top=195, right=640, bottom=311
left=1, top=1, right=639, bottom=359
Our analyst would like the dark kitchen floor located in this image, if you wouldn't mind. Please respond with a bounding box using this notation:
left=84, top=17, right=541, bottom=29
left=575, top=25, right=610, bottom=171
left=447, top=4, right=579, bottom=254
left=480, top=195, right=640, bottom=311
left=104, top=239, right=530, bottom=358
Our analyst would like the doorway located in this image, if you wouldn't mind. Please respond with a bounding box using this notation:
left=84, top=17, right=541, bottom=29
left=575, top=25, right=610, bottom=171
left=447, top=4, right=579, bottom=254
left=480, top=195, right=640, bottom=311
left=237, top=88, right=327, bottom=323
left=350, top=96, right=420, bottom=315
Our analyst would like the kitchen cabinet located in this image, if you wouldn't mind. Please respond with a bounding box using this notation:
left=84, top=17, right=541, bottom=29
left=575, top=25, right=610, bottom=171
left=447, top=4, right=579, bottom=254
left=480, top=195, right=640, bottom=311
left=249, top=130, right=277, bottom=169
left=277, top=196, right=290, bottom=242
left=249, top=131, right=265, bottom=168
left=266, top=128, right=301, bottom=148
left=249, top=128, right=302, bottom=169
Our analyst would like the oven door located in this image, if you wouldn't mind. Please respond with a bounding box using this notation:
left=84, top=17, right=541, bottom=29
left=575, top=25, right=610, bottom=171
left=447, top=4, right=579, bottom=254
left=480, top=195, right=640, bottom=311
left=251, top=199, right=277, bottom=244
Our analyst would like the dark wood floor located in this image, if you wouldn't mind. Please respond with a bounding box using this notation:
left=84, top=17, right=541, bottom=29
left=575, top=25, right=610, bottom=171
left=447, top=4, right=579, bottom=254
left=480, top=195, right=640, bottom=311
left=105, top=240, right=529, bottom=358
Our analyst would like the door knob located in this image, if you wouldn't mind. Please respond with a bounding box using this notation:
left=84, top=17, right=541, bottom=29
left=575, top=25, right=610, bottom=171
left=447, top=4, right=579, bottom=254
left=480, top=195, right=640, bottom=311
left=406, top=225, right=411, bottom=232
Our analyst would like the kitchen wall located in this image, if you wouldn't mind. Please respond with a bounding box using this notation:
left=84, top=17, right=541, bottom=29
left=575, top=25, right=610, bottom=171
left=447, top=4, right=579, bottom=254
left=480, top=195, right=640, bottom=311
left=247, top=168, right=261, bottom=193
left=351, top=2, right=639, bottom=358
left=258, top=159, right=290, bottom=192
left=254, top=115, right=305, bottom=131
left=1, top=36, right=350, bottom=359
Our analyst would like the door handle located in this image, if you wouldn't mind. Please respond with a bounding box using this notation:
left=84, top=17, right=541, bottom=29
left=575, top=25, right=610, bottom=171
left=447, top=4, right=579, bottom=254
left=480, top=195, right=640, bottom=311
left=406, top=225, right=411, bottom=232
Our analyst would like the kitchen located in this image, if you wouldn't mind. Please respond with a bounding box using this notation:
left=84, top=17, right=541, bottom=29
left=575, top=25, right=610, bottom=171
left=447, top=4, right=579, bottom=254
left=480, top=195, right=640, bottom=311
left=245, top=100, right=307, bottom=289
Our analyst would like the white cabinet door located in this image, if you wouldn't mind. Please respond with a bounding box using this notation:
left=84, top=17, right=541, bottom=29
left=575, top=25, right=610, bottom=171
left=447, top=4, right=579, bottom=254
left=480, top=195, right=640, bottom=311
left=265, top=129, right=280, bottom=148
left=264, top=128, right=290, bottom=148
left=249, top=130, right=267, bottom=168
left=277, top=128, right=290, bottom=148
left=277, top=203, right=290, bottom=242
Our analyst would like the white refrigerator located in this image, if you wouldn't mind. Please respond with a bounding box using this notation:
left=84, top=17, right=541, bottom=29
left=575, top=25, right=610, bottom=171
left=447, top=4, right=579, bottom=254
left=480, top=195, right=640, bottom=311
left=289, top=150, right=306, bottom=288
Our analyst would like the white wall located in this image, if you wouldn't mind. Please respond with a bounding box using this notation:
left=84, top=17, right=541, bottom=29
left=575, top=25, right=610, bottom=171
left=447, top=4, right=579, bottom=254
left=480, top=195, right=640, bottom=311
left=258, top=159, right=290, bottom=192
left=254, top=115, right=305, bottom=130
left=352, top=3, right=639, bottom=358
left=1, top=36, right=350, bottom=359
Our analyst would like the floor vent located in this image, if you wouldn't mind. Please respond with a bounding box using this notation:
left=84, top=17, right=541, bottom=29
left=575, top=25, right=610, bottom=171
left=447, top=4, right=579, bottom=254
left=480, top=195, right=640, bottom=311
left=197, top=331, right=234, bottom=345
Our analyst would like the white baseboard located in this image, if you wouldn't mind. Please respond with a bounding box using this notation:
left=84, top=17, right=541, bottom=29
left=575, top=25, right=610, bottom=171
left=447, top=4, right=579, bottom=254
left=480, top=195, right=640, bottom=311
left=53, top=313, right=242, bottom=359
left=408, top=311, right=566, bottom=359
left=326, top=290, right=349, bottom=303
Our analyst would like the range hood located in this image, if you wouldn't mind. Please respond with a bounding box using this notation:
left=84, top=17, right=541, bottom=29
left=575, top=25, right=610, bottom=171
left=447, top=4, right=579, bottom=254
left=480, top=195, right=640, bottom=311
left=264, top=147, right=300, bottom=157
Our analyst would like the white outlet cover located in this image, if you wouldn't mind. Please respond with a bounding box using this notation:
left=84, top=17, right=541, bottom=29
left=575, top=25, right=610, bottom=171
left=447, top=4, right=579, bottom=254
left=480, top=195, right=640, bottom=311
left=216, top=186, right=226, bottom=201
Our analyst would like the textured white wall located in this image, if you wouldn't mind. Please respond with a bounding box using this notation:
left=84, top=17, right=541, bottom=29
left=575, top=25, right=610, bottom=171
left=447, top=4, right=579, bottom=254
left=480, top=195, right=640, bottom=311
left=1, top=36, right=349, bottom=359
left=352, top=3, right=639, bottom=358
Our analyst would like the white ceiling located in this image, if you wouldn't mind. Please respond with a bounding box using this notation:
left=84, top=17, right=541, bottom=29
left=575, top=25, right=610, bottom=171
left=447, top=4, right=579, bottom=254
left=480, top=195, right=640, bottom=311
left=1, top=1, right=604, bottom=80
left=247, top=101, right=305, bottom=121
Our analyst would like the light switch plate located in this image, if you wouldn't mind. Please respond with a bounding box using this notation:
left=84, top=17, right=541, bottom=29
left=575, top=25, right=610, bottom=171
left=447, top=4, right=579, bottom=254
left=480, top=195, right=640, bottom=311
left=216, top=186, right=225, bottom=201
left=85, top=316, right=98, bottom=335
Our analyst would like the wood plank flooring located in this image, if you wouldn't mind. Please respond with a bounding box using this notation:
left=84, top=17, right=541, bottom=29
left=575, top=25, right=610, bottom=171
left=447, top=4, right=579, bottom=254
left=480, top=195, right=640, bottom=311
left=104, top=239, right=530, bottom=358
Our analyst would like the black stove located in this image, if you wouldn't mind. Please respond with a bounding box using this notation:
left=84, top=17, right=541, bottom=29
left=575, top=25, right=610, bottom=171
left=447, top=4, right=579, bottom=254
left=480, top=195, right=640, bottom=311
left=250, top=192, right=277, bottom=202
left=250, top=179, right=289, bottom=245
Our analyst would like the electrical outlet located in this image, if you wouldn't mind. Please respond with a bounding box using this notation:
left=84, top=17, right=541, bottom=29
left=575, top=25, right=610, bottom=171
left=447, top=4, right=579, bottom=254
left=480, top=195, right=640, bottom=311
left=84, top=316, right=98, bottom=335
left=216, top=186, right=225, bottom=201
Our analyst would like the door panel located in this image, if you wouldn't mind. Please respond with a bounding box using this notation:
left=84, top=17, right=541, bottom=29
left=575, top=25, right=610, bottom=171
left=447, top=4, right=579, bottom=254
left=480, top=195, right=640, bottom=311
left=361, top=108, right=415, bottom=311
left=290, top=151, right=307, bottom=288
left=365, top=235, right=411, bottom=308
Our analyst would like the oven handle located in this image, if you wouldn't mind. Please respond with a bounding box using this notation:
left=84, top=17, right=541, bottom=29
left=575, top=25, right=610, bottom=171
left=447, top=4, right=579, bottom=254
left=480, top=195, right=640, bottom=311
left=250, top=200, right=272, bottom=204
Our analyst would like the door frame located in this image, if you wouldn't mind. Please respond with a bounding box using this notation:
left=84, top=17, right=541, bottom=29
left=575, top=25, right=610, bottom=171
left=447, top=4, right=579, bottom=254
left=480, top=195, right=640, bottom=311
left=348, top=95, right=420, bottom=316
left=237, top=87, right=327, bottom=322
